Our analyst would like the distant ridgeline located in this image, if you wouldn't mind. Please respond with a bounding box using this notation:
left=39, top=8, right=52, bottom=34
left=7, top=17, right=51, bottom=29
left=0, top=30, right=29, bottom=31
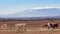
left=0, top=16, right=60, bottom=21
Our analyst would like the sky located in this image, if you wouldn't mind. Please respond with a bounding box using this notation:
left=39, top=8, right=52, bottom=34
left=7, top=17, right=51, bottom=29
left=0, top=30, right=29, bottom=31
left=0, top=0, right=60, bottom=15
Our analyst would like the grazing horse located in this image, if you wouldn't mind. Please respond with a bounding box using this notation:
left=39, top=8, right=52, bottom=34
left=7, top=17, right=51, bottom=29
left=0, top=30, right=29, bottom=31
left=42, top=23, right=52, bottom=29
left=52, top=23, right=59, bottom=29
left=15, top=23, right=26, bottom=33
left=42, top=23, right=59, bottom=29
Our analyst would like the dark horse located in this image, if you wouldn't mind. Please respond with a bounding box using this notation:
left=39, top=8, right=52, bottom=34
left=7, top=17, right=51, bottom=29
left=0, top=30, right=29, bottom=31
left=52, top=23, right=59, bottom=29
left=42, top=23, right=59, bottom=29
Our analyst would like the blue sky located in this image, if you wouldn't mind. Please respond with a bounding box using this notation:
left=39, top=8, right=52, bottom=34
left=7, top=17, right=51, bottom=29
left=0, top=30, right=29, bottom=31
left=0, top=0, right=60, bottom=15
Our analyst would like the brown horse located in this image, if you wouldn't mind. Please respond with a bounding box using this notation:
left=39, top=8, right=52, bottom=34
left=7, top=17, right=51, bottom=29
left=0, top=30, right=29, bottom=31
left=52, top=23, right=59, bottom=29
left=42, top=23, right=59, bottom=29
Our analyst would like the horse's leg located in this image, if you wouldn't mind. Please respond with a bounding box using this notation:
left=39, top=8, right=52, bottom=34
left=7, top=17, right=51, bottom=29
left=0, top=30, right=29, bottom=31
left=48, top=27, right=49, bottom=29
left=53, top=26, right=55, bottom=29
left=52, top=25, right=55, bottom=29
left=48, top=25, right=52, bottom=29
left=48, top=26, right=50, bottom=29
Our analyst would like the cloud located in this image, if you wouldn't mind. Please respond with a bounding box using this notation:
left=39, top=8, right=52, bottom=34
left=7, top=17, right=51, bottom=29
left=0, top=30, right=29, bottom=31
left=0, top=8, right=25, bottom=15
left=0, top=10, right=20, bottom=15
left=33, top=6, right=60, bottom=9
left=0, top=11, right=14, bottom=15
left=0, top=12, right=10, bottom=15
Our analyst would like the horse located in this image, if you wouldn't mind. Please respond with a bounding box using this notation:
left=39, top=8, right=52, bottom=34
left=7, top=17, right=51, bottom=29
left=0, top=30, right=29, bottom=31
left=15, top=23, right=26, bottom=33
left=52, top=23, right=59, bottom=29
left=47, top=23, right=52, bottom=29
left=42, top=23, right=59, bottom=29
left=42, top=23, right=52, bottom=29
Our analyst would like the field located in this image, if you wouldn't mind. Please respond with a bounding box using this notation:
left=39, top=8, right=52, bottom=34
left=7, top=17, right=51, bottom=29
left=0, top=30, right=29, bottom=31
left=0, top=20, right=60, bottom=34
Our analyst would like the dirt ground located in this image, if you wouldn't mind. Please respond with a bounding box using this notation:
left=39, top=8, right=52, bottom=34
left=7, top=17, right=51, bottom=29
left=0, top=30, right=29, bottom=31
left=0, top=20, right=60, bottom=34
left=0, top=28, right=60, bottom=34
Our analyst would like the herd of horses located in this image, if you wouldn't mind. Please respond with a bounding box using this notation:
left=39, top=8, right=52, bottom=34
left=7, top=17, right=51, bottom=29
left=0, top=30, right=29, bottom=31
left=43, top=23, right=59, bottom=29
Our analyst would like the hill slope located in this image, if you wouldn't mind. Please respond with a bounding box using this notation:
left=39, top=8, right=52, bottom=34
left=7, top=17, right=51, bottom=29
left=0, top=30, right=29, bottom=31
left=0, top=8, right=60, bottom=18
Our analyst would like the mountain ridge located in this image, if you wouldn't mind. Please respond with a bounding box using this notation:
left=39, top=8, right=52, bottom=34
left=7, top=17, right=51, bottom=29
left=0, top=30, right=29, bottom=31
left=0, top=8, right=60, bottom=18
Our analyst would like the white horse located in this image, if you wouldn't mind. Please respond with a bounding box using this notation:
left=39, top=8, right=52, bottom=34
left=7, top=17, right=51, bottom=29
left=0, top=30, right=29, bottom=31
left=15, top=23, right=26, bottom=32
left=47, top=23, right=52, bottom=29
left=1, top=24, right=7, bottom=29
left=15, top=23, right=26, bottom=29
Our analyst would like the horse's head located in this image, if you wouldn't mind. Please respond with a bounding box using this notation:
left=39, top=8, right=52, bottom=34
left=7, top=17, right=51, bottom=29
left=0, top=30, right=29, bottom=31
left=42, top=24, right=48, bottom=28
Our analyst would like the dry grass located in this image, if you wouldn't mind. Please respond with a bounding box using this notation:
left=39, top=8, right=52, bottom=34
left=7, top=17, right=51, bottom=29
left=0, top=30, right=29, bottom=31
left=0, top=20, right=60, bottom=34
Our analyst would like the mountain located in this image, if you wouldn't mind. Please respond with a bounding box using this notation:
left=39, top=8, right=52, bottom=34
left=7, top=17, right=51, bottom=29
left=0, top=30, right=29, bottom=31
left=0, top=8, right=60, bottom=18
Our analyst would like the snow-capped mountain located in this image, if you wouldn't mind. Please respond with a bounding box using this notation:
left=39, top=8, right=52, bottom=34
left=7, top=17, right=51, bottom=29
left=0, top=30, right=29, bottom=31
left=0, top=8, right=60, bottom=18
